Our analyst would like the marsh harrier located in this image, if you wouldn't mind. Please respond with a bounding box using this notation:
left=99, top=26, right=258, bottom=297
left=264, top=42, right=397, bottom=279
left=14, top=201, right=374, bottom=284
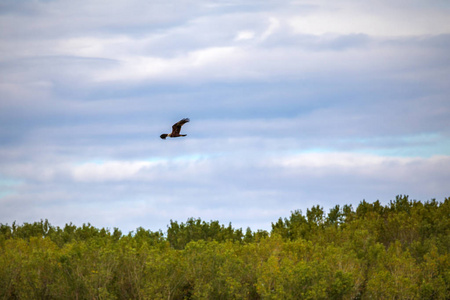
left=160, top=118, right=190, bottom=139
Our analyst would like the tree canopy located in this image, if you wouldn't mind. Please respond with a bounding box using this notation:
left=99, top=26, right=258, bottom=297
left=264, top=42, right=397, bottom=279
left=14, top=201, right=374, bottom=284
left=0, top=195, right=449, bottom=299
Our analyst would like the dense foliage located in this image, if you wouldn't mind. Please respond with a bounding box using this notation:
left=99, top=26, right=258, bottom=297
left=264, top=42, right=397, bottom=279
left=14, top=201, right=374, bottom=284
left=1, top=195, right=449, bottom=299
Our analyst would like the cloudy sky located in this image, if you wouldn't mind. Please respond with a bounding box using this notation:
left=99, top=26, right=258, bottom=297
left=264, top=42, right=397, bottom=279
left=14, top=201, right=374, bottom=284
left=1, top=0, right=449, bottom=233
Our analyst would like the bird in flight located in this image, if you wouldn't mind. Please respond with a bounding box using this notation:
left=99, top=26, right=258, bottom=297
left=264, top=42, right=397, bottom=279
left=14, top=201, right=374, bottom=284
left=160, top=118, right=190, bottom=139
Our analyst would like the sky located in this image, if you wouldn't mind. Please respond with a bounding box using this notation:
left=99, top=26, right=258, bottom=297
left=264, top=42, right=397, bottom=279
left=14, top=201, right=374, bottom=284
left=1, top=0, right=449, bottom=234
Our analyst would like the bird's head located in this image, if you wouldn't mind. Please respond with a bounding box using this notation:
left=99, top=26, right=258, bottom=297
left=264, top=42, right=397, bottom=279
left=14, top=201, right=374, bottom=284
left=160, top=134, right=168, bottom=139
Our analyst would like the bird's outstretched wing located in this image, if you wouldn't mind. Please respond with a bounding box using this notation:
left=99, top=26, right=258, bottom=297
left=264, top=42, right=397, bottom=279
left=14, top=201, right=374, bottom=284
left=171, top=118, right=190, bottom=136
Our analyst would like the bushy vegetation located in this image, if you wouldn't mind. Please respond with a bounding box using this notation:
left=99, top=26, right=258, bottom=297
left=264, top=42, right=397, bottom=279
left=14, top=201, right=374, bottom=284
left=1, top=195, right=449, bottom=299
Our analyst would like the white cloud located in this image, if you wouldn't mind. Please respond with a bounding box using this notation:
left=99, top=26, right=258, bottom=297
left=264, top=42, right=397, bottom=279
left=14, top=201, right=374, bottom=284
left=288, top=2, right=450, bottom=36
left=72, top=161, right=155, bottom=182
left=234, top=30, right=256, bottom=41
left=1, top=152, right=449, bottom=232
left=93, top=46, right=261, bottom=83
left=2, top=0, right=448, bottom=88
left=260, top=17, right=280, bottom=40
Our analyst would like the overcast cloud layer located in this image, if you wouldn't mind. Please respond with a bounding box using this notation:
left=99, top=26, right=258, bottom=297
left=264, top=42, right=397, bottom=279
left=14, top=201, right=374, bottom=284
left=1, top=0, right=449, bottom=233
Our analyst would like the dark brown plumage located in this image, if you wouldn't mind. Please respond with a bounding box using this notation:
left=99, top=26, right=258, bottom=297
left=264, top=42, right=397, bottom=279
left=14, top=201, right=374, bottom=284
left=160, top=118, right=190, bottom=139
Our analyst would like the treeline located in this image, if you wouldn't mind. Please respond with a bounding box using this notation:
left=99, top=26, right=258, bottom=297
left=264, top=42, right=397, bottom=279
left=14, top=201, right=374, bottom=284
left=0, top=195, right=448, bottom=299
